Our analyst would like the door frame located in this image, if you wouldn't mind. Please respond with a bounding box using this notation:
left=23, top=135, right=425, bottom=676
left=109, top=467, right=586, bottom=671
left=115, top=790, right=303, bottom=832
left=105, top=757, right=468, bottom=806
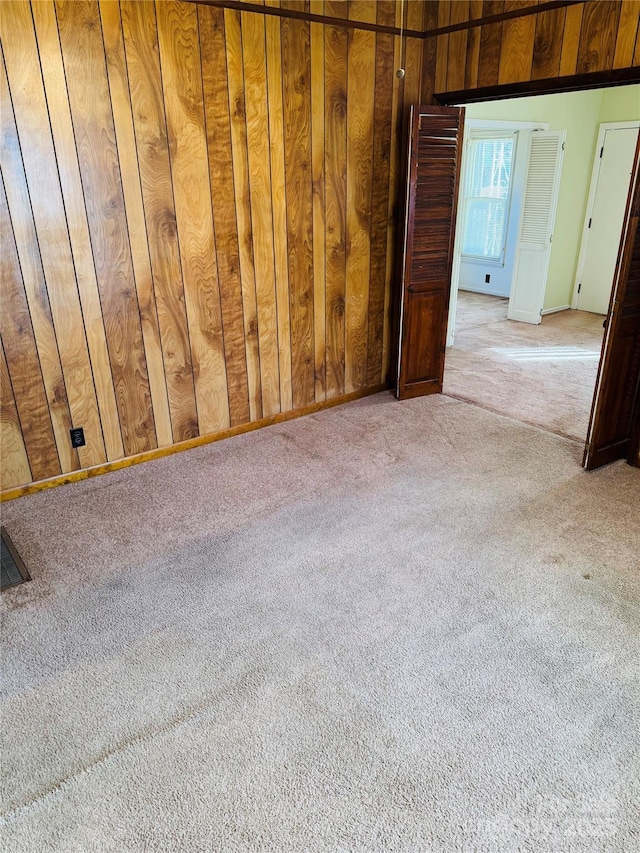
left=447, top=119, right=546, bottom=345
left=571, top=120, right=640, bottom=310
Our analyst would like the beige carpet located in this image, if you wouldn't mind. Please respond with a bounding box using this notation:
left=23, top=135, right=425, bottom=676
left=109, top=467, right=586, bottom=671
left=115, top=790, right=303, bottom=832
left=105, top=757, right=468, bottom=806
left=445, top=291, right=605, bottom=440
left=1, top=393, right=639, bottom=852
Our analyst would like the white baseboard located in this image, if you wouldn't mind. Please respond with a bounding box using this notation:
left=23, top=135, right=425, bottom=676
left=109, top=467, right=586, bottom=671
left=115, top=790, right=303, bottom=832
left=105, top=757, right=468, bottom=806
left=540, top=305, right=571, bottom=316
left=459, top=286, right=510, bottom=299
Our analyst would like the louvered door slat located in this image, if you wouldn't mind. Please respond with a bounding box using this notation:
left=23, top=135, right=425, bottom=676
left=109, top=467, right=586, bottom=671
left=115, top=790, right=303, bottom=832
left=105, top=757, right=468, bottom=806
left=396, top=105, right=465, bottom=399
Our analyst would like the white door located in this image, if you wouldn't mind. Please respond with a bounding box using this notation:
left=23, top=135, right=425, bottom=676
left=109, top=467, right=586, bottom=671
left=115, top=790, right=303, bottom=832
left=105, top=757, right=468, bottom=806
left=575, top=127, right=639, bottom=315
left=508, top=130, right=565, bottom=324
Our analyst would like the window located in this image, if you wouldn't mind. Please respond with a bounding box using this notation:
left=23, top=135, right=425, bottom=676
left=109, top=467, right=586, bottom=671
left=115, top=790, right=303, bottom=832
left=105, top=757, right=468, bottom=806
left=461, top=134, right=516, bottom=264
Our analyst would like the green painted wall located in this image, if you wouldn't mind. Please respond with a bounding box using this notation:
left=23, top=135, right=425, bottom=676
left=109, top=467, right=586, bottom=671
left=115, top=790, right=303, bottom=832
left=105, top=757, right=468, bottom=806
left=464, top=84, right=640, bottom=311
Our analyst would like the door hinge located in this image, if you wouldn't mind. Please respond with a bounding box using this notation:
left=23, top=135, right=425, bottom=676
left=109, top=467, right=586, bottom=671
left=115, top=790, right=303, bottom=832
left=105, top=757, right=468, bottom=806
left=578, top=283, right=582, bottom=293
left=562, top=141, right=565, bottom=150
left=600, top=146, right=604, bottom=158
left=588, top=218, right=592, bottom=228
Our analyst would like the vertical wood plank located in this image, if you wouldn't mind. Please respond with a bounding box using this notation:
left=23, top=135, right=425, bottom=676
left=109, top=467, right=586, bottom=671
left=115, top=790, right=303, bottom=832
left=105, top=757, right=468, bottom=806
left=0, top=2, right=106, bottom=469
left=241, top=11, right=281, bottom=417
left=366, top=27, right=394, bottom=387
left=120, top=0, right=199, bottom=444
left=55, top=0, right=156, bottom=457
left=345, top=25, right=375, bottom=393
left=0, top=177, right=61, bottom=482
left=613, top=0, right=640, bottom=70
left=478, top=1, right=504, bottom=88
left=0, top=343, right=31, bottom=490
left=465, top=1, right=484, bottom=89
left=155, top=0, right=230, bottom=435
left=282, top=16, right=315, bottom=408
left=198, top=4, right=251, bottom=426
left=225, top=8, right=263, bottom=420
left=434, top=2, right=450, bottom=94
left=310, top=17, right=326, bottom=402
left=577, top=0, right=621, bottom=75
left=265, top=13, right=293, bottom=412
left=559, top=2, right=583, bottom=77
left=32, top=0, right=125, bottom=463
left=0, top=56, right=78, bottom=475
left=531, top=7, right=566, bottom=80
left=499, top=3, right=536, bottom=84
left=324, top=22, right=347, bottom=399
left=98, top=0, right=173, bottom=448
left=447, top=1, right=469, bottom=93
left=382, top=24, right=403, bottom=383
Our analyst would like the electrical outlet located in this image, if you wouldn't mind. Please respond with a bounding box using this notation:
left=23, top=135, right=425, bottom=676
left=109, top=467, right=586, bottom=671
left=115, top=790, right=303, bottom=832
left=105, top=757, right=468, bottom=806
left=70, top=427, right=86, bottom=448
left=485, top=274, right=491, bottom=284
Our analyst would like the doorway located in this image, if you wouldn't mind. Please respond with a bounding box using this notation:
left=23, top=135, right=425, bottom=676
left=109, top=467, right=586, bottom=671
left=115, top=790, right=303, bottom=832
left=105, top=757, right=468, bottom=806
left=442, top=85, right=639, bottom=442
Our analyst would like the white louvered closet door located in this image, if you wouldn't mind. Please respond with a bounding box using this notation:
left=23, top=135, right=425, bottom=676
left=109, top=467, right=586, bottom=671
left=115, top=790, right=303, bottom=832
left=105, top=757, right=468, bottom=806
left=508, top=130, right=566, bottom=324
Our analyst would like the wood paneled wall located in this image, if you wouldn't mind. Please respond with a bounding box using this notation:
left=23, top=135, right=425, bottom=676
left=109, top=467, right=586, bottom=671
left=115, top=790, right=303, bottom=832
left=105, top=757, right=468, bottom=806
left=0, top=0, right=423, bottom=493
left=422, top=0, right=640, bottom=101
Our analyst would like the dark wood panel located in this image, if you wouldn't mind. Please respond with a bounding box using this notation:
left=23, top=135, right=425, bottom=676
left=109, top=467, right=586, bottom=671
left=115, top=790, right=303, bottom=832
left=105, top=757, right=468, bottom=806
left=156, top=0, right=230, bottom=434
left=0, top=48, right=79, bottom=475
left=499, top=2, right=536, bottom=83
left=55, top=0, right=156, bottom=457
left=0, top=342, right=31, bottom=491
left=324, top=23, right=348, bottom=398
left=198, top=4, right=251, bottom=427
left=576, top=0, right=621, bottom=75
left=366, top=29, right=394, bottom=387
left=282, top=16, right=315, bottom=408
left=477, top=1, right=504, bottom=88
left=120, top=0, right=199, bottom=443
left=98, top=0, right=173, bottom=449
left=1, top=3, right=106, bottom=471
left=0, top=178, right=60, bottom=482
left=531, top=7, right=566, bottom=79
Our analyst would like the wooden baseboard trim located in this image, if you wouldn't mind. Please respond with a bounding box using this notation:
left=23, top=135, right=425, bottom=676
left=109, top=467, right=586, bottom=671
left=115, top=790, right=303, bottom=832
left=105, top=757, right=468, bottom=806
left=1, top=384, right=389, bottom=502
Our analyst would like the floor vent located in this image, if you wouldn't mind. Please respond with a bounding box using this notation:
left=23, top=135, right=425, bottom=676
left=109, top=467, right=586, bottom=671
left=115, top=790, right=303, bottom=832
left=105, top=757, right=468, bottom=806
left=1, top=528, right=31, bottom=590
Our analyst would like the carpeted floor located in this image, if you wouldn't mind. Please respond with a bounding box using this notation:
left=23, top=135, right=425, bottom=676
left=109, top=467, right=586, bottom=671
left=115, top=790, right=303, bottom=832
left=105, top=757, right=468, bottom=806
left=444, top=291, right=605, bottom=440
left=1, top=393, right=639, bottom=852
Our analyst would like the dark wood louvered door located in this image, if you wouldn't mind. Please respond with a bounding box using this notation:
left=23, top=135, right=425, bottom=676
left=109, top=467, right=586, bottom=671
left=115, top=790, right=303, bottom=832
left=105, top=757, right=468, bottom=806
left=584, top=130, right=640, bottom=471
left=396, top=105, right=464, bottom=400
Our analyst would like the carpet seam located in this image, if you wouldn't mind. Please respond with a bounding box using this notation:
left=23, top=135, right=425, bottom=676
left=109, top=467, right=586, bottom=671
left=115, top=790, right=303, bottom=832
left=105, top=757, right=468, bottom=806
left=441, top=393, right=584, bottom=445
left=0, top=687, right=229, bottom=824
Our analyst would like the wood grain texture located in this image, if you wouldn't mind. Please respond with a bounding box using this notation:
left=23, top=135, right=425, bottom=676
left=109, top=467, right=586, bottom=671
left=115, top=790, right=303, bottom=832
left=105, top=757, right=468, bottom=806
left=225, top=8, right=263, bottom=421
left=366, top=28, right=394, bottom=387
left=613, top=0, right=640, bottom=70
left=198, top=4, right=251, bottom=426
left=32, top=0, right=125, bottom=463
left=98, top=0, right=173, bottom=449
left=1, top=1, right=106, bottom=470
left=324, top=23, right=348, bottom=398
left=0, top=344, right=31, bottom=491
left=499, top=3, right=536, bottom=83
left=0, top=177, right=60, bottom=482
left=265, top=12, right=293, bottom=412
left=576, top=0, right=621, bottom=75
left=282, top=16, right=315, bottom=408
left=5, top=0, right=637, bottom=494
left=0, top=55, right=78, bottom=475
left=447, top=1, right=469, bottom=92
left=242, top=10, right=281, bottom=416
left=559, top=3, right=583, bottom=76
left=345, top=25, right=375, bottom=393
left=311, top=18, right=326, bottom=402
left=56, top=0, right=157, bottom=457
left=531, top=7, right=566, bottom=79
left=120, top=0, right=199, bottom=444
left=156, top=0, right=230, bottom=434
